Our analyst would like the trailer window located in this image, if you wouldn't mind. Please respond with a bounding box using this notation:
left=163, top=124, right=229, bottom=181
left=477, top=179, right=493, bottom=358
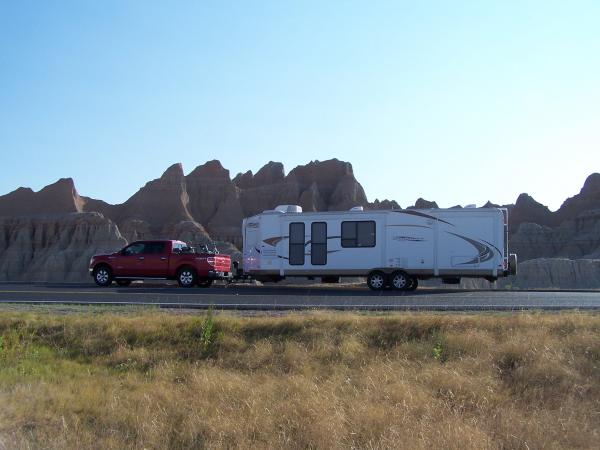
left=289, top=222, right=305, bottom=265
left=311, top=222, right=327, bottom=265
left=341, top=221, right=376, bottom=248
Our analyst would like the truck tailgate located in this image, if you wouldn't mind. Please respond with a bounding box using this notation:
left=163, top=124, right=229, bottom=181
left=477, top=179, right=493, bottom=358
left=213, top=255, right=231, bottom=272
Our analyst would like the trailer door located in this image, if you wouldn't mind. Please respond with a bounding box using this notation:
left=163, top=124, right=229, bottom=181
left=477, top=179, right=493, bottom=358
left=242, top=218, right=260, bottom=272
left=385, top=212, right=435, bottom=271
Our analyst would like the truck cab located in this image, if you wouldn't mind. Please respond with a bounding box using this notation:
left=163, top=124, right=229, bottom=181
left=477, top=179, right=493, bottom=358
left=89, top=240, right=231, bottom=287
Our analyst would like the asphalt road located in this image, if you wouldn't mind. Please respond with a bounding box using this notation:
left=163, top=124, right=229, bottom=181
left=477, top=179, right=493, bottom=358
left=0, top=282, right=599, bottom=311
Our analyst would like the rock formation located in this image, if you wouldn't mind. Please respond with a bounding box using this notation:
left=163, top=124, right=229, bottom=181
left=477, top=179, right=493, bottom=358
left=0, top=213, right=126, bottom=281
left=0, top=178, right=84, bottom=216
left=509, top=193, right=555, bottom=230
left=0, top=161, right=599, bottom=286
left=507, top=258, right=600, bottom=289
left=389, top=174, right=600, bottom=265
left=555, top=173, right=600, bottom=224
left=233, top=159, right=368, bottom=218
left=0, top=159, right=370, bottom=281
left=460, top=258, right=600, bottom=290
left=369, top=199, right=401, bottom=210
left=511, top=209, right=600, bottom=260
left=409, top=198, right=439, bottom=209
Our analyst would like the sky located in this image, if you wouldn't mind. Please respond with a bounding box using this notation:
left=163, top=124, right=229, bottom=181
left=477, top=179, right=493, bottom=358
left=1, top=1, right=599, bottom=211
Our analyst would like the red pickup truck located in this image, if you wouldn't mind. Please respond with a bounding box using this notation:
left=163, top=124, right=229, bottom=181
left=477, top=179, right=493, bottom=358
left=89, top=240, right=231, bottom=287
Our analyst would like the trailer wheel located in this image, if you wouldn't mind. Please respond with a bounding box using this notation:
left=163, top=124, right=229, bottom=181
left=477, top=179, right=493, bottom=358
left=367, top=271, right=387, bottom=291
left=391, top=271, right=410, bottom=290
left=406, top=277, right=418, bottom=291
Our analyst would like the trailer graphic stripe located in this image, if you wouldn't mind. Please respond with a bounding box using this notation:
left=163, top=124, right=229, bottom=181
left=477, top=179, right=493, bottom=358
left=393, top=210, right=454, bottom=226
left=386, top=224, right=432, bottom=229
left=277, top=250, right=340, bottom=260
left=263, top=237, right=285, bottom=246
left=482, top=239, right=502, bottom=257
left=265, top=235, right=342, bottom=247
left=446, top=232, right=494, bottom=264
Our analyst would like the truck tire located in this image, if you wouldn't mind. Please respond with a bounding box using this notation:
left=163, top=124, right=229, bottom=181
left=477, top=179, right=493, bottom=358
left=197, top=278, right=213, bottom=288
left=177, top=267, right=197, bottom=288
left=391, top=271, right=410, bottom=290
left=93, top=265, right=113, bottom=287
left=116, top=280, right=131, bottom=287
left=406, top=277, right=418, bottom=291
left=367, top=271, right=387, bottom=291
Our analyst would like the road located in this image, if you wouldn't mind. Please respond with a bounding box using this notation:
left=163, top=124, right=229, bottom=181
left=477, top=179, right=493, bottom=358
left=0, top=282, right=599, bottom=311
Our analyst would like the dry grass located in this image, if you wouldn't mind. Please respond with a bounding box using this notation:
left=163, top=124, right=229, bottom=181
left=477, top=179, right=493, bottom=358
left=0, top=310, right=599, bottom=449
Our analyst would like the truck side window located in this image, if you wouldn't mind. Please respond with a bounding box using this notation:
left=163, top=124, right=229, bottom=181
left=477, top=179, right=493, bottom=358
left=311, top=222, right=327, bottom=265
left=123, top=243, right=146, bottom=255
left=143, top=242, right=166, bottom=254
left=341, top=221, right=376, bottom=248
left=289, top=222, right=305, bottom=265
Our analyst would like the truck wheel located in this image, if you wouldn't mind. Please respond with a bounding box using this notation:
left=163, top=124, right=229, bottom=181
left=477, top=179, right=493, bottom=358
left=116, top=280, right=131, bottom=287
left=406, top=277, right=419, bottom=291
left=177, top=267, right=197, bottom=288
left=391, top=271, right=410, bottom=290
left=93, top=265, right=113, bottom=287
left=367, top=271, right=387, bottom=291
left=197, top=278, right=213, bottom=288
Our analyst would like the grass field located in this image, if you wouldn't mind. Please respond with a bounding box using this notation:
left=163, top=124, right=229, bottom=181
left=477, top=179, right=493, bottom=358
left=0, top=308, right=598, bottom=449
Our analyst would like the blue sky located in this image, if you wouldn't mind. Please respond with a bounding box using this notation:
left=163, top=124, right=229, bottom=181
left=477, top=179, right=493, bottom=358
left=1, top=1, right=599, bottom=211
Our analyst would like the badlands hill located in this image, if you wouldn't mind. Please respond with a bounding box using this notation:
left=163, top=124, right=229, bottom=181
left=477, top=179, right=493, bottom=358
left=0, top=158, right=599, bottom=286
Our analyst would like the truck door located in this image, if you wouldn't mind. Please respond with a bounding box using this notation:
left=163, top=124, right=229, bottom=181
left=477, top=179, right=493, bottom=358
left=113, top=242, right=146, bottom=276
left=139, top=241, right=170, bottom=277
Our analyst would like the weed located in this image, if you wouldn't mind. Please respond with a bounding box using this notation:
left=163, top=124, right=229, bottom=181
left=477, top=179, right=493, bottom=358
left=432, top=339, right=443, bottom=360
left=200, top=307, right=217, bottom=355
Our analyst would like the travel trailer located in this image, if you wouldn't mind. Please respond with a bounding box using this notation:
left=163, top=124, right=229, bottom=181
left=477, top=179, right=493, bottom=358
left=242, top=205, right=517, bottom=290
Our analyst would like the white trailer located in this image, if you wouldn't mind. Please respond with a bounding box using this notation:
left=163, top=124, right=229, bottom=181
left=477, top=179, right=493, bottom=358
left=242, top=205, right=517, bottom=290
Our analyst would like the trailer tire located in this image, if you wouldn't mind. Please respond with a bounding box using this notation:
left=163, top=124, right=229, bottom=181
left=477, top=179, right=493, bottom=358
left=367, top=271, right=387, bottom=291
left=177, top=267, right=197, bottom=288
left=391, top=271, right=411, bottom=290
left=406, top=277, right=418, bottom=291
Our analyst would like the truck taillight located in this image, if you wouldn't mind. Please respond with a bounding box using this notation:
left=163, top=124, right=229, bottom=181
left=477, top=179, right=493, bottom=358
left=206, top=257, right=215, bottom=266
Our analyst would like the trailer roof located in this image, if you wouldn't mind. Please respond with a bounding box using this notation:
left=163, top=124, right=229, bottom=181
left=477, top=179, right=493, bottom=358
left=254, top=207, right=506, bottom=217
left=247, top=207, right=508, bottom=219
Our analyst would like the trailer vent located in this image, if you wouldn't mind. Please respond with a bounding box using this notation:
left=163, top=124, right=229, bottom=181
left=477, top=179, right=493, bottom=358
left=275, top=205, right=303, bottom=213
